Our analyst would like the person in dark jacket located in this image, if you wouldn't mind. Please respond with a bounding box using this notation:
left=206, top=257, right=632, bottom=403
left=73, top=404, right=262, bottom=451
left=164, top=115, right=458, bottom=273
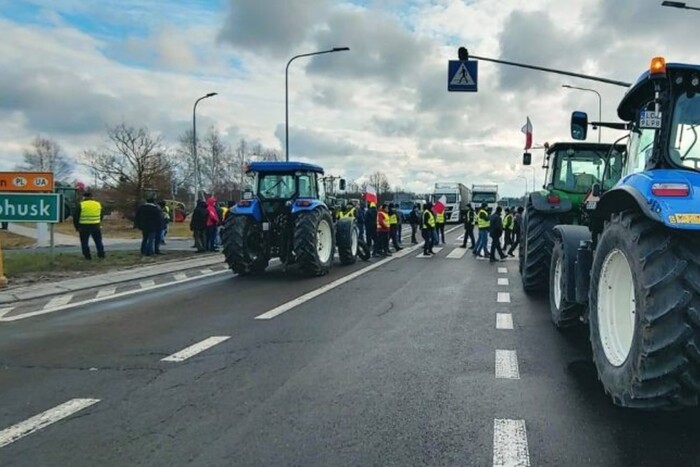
left=356, top=201, right=366, bottom=242
left=134, top=198, right=163, bottom=256
left=507, top=206, right=524, bottom=257
left=365, top=202, right=378, bottom=254
left=158, top=200, right=170, bottom=245
left=489, top=206, right=507, bottom=263
left=409, top=204, right=421, bottom=244
left=189, top=200, right=208, bottom=253
left=461, top=204, right=476, bottom=249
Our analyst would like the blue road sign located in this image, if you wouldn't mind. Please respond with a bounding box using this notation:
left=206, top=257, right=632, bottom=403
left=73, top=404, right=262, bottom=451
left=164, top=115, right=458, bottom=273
left=448, top=60, right=478, bottom=92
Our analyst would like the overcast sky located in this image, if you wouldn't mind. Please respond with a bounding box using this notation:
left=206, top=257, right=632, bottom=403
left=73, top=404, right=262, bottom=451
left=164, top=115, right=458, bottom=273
left=1, top=0, right=698, bottom=197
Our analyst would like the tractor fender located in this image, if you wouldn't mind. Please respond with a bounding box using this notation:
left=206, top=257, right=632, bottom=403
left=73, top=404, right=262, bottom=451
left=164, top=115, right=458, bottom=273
left=231, top=199, right=263, bottom=222
left=291, top=199, right=325, bottom=215
left=552, top=225, right=591, bottom=304
left=529, top=191, right=573, bottom=215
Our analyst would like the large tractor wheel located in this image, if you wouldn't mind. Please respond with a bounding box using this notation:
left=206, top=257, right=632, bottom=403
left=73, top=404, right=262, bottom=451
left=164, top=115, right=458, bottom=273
left=222, top=215, right=269, bottom=275
left=336, top=218, right=359, bottom=266
left=294, top=208, right=335, bottom=276
left=520, top=202, right=558, bottom=292
left=589, top=210, right=700, bottom=409
left=549, top=237, right=583, bottom=329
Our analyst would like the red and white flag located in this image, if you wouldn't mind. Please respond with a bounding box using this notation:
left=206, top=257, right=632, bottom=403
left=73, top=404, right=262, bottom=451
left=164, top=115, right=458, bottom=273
left=364, top=185, right=377, bottom=204
left=521, top=116, right=533, bottom=150
left=433, top=195, right=447, bottom=214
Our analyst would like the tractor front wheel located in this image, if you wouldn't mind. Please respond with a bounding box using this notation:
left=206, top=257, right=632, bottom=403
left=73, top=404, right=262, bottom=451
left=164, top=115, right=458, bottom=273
left=222, top=215, right=269, bottom=275
left=294, top=208, right=335, bottom=276
left=336, top=218, right=359, bottom=266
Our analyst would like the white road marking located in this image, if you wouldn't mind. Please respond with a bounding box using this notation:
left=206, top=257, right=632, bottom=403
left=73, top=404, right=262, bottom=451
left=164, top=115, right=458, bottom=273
left=173, top=272, right=187, bottom=281
left=495, top=350, right=520, bottom=379
left=432, top=247, right=443, bottom=253
left=498, top=267, right=508, bottom=274
left=0, top=307, right=15, bottom=319
left=497, top=278, right=509, bottom=286
left=43, top=294, right=73, bottom=310
left=497, top=292, right=511, bottom=303
left=496, top=313, right=514, bottom=330
left=493, top=419, right=530, bottom=467
left=446, top=248, right=467, bottom=259
left=0, top=398, right=100, bottom=449
left=139, top=279, right=155, bottom=288
left=161, top=336, right=231, bottom=362
left=200, top=268, right=213, bottom=274
left=95, top=287, right=116, bottom=299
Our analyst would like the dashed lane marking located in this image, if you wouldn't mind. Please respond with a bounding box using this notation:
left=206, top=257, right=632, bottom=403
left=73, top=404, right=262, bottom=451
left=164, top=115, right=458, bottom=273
left=0, top=398, right=100, bottom=449
left=0, top=307, right=15, bottom=319
left=497, top=278, right=509, bottom=286
left=495, top=350, right=520, bottom=379
left=496, top=313, right=514, bottom=330
left=497, top=292, right=511, bottom=303
left=416, top=246, right=444, bottom=258
left=161, top=336, right=231, bottom=362
left=446, top=247, right=467, bottom=259
left=43, top=294, right=73, bottom=310
left=493, top=419, right=530, bottom=467
left=498, top=267, right=508, bottom=274
left=173, top=272, right=187, bottom=281
left=139, top=279, right=156, bottom=289
left=95, top=287, right=116, bottom=299
left=200, top=268, right=213, bottom=274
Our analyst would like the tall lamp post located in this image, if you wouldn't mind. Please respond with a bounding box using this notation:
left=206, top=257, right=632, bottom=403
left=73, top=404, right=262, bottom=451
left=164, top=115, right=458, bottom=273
left=285, top=47, right=350, bottom=162
left=662, top=1, right=700, bottom=11
left=562, top=84, right=602, bottom=142
left=193, top=92, right=218, bottom=202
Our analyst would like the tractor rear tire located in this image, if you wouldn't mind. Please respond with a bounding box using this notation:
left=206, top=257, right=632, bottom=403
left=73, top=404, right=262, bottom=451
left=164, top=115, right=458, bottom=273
left=222, top=215, right=269, bottom=275
left=336, top=218, right=358, bottom=266
left=549, top=237, right=583, bottom=329
left=294, top=208, right=335, bottom=276
left=589, top=210, right=700, bottom=409
left=520, top=202, right=558, bottom=293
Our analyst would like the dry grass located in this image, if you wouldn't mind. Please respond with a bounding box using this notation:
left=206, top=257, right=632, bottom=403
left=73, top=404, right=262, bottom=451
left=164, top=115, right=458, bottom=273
left=0, top=230, right=36, bottom=249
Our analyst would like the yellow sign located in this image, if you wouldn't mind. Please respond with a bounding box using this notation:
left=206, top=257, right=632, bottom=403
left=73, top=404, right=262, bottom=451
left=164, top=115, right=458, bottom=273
left=0, top=172, right=54, bottom=192
left=668, top=213, right=700, bottom=225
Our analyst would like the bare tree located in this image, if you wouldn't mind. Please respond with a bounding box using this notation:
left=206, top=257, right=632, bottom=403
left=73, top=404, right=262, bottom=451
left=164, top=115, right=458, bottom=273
left=18, top=136, right=74, bottom=181
left=368, top=171, right=391, bottom=195
left=199, top=128, right=230, bottom=195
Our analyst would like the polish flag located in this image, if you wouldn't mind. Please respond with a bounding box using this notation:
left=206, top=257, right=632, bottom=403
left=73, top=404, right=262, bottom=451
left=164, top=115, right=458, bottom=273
left=433, top=195, right=447, bottom=214
left=364, top=185, right=378, bottom=204
left=521, top=116, right=533, bottom=150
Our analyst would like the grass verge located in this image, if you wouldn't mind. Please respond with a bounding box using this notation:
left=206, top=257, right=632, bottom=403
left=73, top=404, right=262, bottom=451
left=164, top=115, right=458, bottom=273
left=0, top=230, right=36, bottom=249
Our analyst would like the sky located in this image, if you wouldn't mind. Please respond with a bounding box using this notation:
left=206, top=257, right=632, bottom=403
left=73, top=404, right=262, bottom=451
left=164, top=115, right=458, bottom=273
left=1, top=0, right=699, bottom=197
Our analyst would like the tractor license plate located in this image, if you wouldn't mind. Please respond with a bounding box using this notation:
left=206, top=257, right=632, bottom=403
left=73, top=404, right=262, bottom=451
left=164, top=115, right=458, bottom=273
left=669, top=213, right=700, bottom=224
left=639, top=110, right=662, bottom=129
left=586, top=201, right=597, bottom=210
left=262, top=222, right=270, bottom=231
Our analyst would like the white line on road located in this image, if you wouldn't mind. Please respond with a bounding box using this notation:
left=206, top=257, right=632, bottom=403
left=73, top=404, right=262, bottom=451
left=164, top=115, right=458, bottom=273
left=496, top=313, right=514, bottom=330
left=0, top=398, right=100, bottom=449
left=497, top=278, right=509, bottom=286
left=446, top=248, right=467, bottom=259
left=497, top=292, right=511, bottom=303
left=139, top=279, right=156, bottom=288
left=161, top=336, right=231, bottom=362
left=200, top=268, right=213, bottom=274
left=493, top=419, right=530, bottom=467
left=95, top=287, right=116, bottom=299
left=173, top=272, right=187, bottom=281
left=498, top=267, right=508, bottom=274
left=43, top=294, right=73, bottom=310
left=495, top=350, right=520, bottom=379
left=0, top=307, right=15, bottom=319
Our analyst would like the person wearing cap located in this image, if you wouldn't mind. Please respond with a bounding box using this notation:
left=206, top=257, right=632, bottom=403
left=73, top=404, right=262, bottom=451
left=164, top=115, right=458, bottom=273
left=421, top=201, right=436, bottom=256
left=73, top=192, right=105, bottom=260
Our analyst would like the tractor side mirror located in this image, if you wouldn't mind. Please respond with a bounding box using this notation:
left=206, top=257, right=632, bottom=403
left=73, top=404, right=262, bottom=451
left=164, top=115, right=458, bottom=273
left=571, top=111, right=588, bottom=140
left=522, top=152, right=532, bottom=166
left=592, top=183, right=601, bottom=197
left=338, top=179, right=347, bottom=192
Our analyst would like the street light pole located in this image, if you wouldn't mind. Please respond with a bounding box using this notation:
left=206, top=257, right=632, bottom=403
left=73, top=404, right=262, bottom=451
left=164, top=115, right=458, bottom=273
left=517, top=176, right=528, bottom=197
left=662, top=1, right=700, bottom=11
left=285, top=47, right=350, bottom=162
left=192, top=92, right=217, bottom=202
left=563, top=84, right=602, bottom=142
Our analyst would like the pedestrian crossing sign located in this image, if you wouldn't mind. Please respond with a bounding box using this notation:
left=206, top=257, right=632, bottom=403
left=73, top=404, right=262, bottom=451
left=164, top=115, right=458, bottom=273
left=448, top=60, right=478, bottom=92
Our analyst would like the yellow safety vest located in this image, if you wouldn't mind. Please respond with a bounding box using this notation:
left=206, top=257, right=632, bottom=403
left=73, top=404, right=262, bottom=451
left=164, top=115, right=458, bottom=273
left=388, top=213, right=398, bottom=225
left=79, top=199, right=102, bottom=225
left=436, top=212, right=445, bottom=223
left=477, top=209, right=490, bottom=229
left=504, top=213, right=514, bottom=230
left=422, top=211, right=435, bottom=229
left=338, top=207, right=356, bottom=220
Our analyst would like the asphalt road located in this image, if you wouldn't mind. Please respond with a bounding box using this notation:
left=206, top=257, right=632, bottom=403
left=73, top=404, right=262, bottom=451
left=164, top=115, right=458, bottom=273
left=2, top=226, right=700, bottom=466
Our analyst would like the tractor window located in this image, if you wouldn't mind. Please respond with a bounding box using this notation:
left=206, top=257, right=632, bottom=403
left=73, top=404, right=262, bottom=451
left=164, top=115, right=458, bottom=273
left=553, top=150, right=605, bottom=194
left=627, top=128, right=656, bottom=175
left=670, top=93, right=700, bottom=171
left=297, top=173, right=317, bottom=198
left=258, top=174, right=295, bottom=199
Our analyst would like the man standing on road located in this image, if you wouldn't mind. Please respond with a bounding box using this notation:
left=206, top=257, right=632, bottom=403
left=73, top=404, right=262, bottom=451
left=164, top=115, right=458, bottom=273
left=421, top=201, right=436, bottom=256
left=356, top=201, right=366, bottom=243
left=503, top=208, right=514, bottom=249
left=376, top=203, right=391, bottom=257
left=507, top=206, right=524, bottom=257
left=158, top=200, right=170, bottom=246
left=189, top=200, right=208, bottom=253
left=205, top=197, right=220, bottom=252
left=134, top=198, right=163, bottom=256
left=435, top=208, right=445, bottom=245
left=489, top=206, right=507, bottom=263
left=409, top=203, right=421, bottom=245
left=461, top=204, right=475, bottom=249
left=473, top=203, right=490, bottom=258
left=388, top=203, right=402, bottom=252
left=365, top=202, right=378, bottom=255
left=73, top=192, right=105, bottom=260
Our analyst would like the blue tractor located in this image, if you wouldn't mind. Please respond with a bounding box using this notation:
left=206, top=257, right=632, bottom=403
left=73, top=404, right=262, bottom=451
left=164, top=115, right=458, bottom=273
left=551, top=58, right=700, bottom=409
left=221, top=162, right=359, bottom=276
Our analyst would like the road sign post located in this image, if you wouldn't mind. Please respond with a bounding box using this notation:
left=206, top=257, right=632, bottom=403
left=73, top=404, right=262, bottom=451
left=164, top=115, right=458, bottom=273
left=448, top=60, right=478, bottom=92
left=0, top=193, right=61, bottom=223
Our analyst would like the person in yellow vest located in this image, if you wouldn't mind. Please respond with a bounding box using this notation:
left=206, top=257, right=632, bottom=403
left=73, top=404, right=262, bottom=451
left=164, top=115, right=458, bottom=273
left=73, top=192, right=105, bottom=260
left=388, top=203, right=402, bottom=252
left=472, top=202, right=491, bottom=258
left=503, top=208, right=514, bottom=249
left=461, top=204, right=476, bottom=249
left=435, top=208, right=446, bottom=245
left=421, top=201, right=436, bottom=256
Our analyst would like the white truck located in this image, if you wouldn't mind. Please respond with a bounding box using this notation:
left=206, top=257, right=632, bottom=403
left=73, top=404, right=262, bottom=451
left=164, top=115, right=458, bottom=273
left=471, top=184, right=499, bottom=210
left=432, top=182, right=471, bottom=223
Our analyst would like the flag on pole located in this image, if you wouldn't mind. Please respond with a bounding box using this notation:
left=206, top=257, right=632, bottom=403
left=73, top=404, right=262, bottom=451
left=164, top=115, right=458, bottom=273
left=433, top=195, right=447, bottom=214
left=521, top=116, right=533, bottom=150
left=364, top=185, right=377, bottom=204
